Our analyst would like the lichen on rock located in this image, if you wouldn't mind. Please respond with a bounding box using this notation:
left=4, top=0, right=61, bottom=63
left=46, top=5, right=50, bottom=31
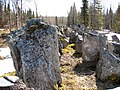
left=6, top=18, right=61, bottom=90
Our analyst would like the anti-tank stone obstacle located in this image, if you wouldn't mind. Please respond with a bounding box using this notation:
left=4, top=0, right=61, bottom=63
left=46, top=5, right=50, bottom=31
left=7, top=18, right=61, bottom=90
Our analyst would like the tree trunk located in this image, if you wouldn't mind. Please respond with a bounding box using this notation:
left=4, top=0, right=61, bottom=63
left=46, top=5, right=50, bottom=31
left=21, top=0, right=23, bottom=27
left=9, top=0, right=11, bottom=32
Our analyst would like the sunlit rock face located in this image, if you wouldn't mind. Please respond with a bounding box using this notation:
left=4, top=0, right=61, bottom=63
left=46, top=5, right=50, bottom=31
left=7, top=18, right=61, bottom=90
left=82, top=32, right=100, bottom=67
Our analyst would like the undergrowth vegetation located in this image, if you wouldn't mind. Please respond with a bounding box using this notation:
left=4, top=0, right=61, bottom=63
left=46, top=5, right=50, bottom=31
left=62, top=44, right=75, bottom=55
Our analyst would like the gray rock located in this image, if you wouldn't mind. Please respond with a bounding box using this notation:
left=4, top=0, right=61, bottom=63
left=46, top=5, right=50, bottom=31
left=69, top=31, right=78, bottom=44
left=96, top=49, right=120, bottom=81
left=96, top=34, right=120, bottom=81
left=64, top=27, right=72, bottom=37
left=59, top=37, right=69, bottom=49
left=112, top=35, right=119, bottom=42
left=7, top=18, right=61, bottom=90
left=107, top=42, right=120, bottom=57
left=82, top=33, right=100, bottom=65
left=112, top=42, right=120, bottom=57
left=75, top=35, right=83, bottom=54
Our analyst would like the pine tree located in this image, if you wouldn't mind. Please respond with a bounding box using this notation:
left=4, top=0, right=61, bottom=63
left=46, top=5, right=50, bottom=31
left=27, top=8, right=32, bottom=19
left=0, top=0, right=3, bottom=27
left=73, top=3, right=77, bottom=25
left=109, top=7, right=113, bottom=30
left=67, top=3, right=77, bottom=27
left=22, top=10, right=27, bottom=23
left=81, top=0, right=89, bottom=27
left=32, top=11, right=35, bottom=18
left=89, top=0, right=103, bottom=30
left=69, top=6, right=73, bottom=26
left=77, top=11, right=81, bottom=25
left=55, top=16, right=58, bottom=26
left=104, top=9, right=109, bottom=29
left=113, top=5, right=120, bottom=33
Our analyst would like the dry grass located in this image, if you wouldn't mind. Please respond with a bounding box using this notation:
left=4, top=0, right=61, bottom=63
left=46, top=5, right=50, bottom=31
left=62, top=44, right=75, bottom=55
left=56, top=44, right=98, bottom=90
left=0, top=55, right=5, bottom=60
left=0, top=71, right=16, bottom=78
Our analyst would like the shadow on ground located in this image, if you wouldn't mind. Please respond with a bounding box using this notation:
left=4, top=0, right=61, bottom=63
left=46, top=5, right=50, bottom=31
left=73, top=61, right=95, bottom=76
left=96, top=78, right=120, bottom=90
left=72, top=51, right=82, bottom=58
left=73, top=59, right=120, bottom=90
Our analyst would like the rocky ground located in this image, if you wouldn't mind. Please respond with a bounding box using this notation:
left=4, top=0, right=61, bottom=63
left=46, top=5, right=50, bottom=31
left=0, top=29, right=119, bottom=90
left=59, top=44, right=120, bottom=90
left=58, top=44, right=98, bottom=90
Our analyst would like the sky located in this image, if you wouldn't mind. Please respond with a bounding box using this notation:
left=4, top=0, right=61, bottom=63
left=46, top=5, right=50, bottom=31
left=24, top=0, right=120, bottom=17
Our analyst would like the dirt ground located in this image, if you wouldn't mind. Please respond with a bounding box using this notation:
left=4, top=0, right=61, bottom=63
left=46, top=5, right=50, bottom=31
left=59, top=44, right=119, bottom=90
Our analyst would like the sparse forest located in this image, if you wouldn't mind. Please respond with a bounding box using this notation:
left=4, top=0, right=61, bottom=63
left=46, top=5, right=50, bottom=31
left=67, top=0, right=120, bottom=32
left=0, top=0, right=120, bottom=32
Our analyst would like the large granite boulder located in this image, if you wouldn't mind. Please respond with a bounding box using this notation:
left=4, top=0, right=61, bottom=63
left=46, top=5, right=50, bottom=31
left=7, top=18, right=61, bottom=90
left=96, top=49, right=120, bottom=81
left=82, top=32, right=100, bottom=66
left=96, top=34, right=120, bottom=81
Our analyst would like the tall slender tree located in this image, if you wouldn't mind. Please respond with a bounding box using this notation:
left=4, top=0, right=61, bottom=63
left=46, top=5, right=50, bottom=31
left=113, top=4, right=120, bottom=33
left=73, top=3, right=77, bottom=25
left=34, top=0, right=38, bottom=18
left=104, top=9, right=109, bottom=29
left=67, top=3, right=77, bottom=27
left=21, top=0, right=23, bottom=27
left=81, top=0, right=89, bottom=27
left=109, top=7, right=113, bottom=30
left=67, top=6, right=73, bottom=26
left=55, top=16, right=58, bottom=26
left=89, top=0, right=103, bottom=30
left=0, top=0, right=3, bottom=27
left=8, top=1, right=11, bottom=31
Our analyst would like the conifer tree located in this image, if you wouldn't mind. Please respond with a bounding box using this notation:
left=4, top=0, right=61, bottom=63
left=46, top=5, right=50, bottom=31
left=55, top=16, right=58, bottom=26
left=67, top=3, right=77, bottom=27
left=109, top=7, right=113, bottom=30
left=113, top=5, right=120, bottom=33
left=81, top=0, right=89, bottom=27
left=73, top=3, right=77, bottom=25
left=27, top=8, right=32, bottom=19
left=104, top=9, right=109, bottom=29
left=89, top=0, right=103, bottom=30
left=0, top=0, right=3, bottom=27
